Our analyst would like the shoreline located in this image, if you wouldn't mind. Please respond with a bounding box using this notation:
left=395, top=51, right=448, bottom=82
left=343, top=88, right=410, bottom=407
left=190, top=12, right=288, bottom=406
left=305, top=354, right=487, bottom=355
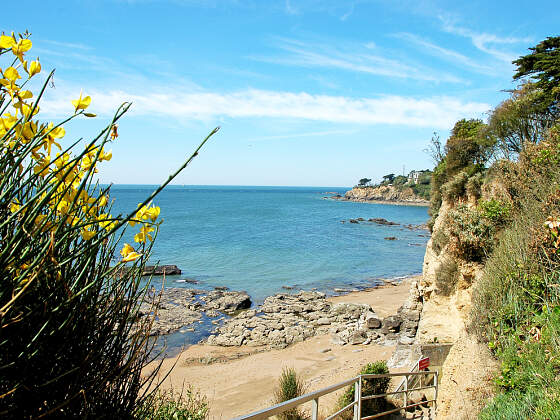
left=331, top=197, right=429, bottom=207
left=149, top=275, right=421, bottom=419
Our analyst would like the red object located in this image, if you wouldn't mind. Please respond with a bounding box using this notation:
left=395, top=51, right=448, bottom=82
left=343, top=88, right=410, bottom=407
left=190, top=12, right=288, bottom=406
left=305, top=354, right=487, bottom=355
left=419, top=357, right=430, bottom=370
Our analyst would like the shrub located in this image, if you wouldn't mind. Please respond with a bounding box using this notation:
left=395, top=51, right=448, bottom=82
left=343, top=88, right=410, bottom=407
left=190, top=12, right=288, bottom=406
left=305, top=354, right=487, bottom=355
left=466, top=171, right=485, bottom=200
left=137, top=387, right=209, bottom=420
left=337, top=361, right=391, bottom=419
left=478, top=199, right=512, bottom=226
left=431, top=228, right=449, bottom=256
left=434, top=255, right=458, bottom=296
left=273, top=368, right=308, bottom=420
left=441, top=171, right=469, bottom=200
left=0, top=33, right=218, bottom=418
left=447, top=204, right=496, bottom=262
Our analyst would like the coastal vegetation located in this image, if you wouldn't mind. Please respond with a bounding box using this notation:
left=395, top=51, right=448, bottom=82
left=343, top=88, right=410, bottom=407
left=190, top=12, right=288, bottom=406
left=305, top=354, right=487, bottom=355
left=273, top=368, right=308, bottom=420
left=425, top=35, right=560, bottom=417
left=0, top=32, right=217, bottom=418
left=337, top=361, right=391, bottom=419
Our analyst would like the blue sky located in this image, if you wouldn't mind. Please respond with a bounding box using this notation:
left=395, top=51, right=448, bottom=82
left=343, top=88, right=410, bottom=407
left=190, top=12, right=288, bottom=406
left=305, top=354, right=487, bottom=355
left=4, top=0, right=559, bottom=186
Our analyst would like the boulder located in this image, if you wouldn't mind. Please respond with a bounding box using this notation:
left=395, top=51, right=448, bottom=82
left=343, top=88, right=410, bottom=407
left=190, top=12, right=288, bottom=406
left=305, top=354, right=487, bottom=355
left=142, top=265, right=181, bottom=276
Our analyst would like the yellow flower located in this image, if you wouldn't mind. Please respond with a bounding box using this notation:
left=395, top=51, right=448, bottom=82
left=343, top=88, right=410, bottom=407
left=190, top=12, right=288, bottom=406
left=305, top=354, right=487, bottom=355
left=0, top=35, right=16, bottom=49
left=3, top=67, right=21, bottom=82
left=9, top=201, right=21, bottom=213
left=110, top=124, right=118, bottom=140
left=144, top=206, right=160, bottom=222
left=26, top=59, right=41, bottom=77
left=120, top=243, right=142, bottom=262
left=81, top=228, right=96, bottom=241
left=12, top=39, right=32, bottom=61
left=134, top=224, right=155, bottom=243
left=71, top=91, right=91, bottom=112
left=122, top=251, right=142, bottom=263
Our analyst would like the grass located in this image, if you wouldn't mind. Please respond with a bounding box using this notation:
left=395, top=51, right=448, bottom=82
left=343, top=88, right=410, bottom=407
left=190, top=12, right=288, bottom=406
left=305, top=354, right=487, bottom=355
left=273, top=368, right=308, bottom=420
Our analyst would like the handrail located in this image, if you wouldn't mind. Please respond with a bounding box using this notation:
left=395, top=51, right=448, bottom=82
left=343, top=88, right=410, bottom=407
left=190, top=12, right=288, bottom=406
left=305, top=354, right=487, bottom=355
left=234, top=370, right=438, bottom=420
left=231, top=376, right=359, bottom=420
left=395, top=355, right=423, bottom=393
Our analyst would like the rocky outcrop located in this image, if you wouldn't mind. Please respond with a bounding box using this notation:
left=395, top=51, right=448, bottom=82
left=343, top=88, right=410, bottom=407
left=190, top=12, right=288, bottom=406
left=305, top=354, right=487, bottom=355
left=206, top=281, right=424, bottom=349
left=340, top=186, right=428, bottom=205
left=141, top=288, right=252, bottom=335
left=142, top=265, right=181, bottom=276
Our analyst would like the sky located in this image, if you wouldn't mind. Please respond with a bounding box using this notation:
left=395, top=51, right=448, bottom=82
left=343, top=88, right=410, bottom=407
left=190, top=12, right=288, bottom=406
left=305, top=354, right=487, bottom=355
left=3, top=0, right=559, bottom=186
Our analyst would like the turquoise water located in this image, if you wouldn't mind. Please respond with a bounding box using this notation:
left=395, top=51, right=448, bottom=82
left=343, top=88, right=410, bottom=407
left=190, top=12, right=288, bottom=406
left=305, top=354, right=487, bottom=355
left=110, top=185, right=429, bottom=302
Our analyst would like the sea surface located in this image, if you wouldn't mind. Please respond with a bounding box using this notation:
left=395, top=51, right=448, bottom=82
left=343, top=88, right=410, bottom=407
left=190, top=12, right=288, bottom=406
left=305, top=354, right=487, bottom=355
left=109, top=185, right=429, bottom=302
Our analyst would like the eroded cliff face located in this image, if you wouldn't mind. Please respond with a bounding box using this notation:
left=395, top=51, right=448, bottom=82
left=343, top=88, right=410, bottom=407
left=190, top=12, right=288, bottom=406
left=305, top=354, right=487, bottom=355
left=417, top=196, right=497, bottom=419
left=344, top=185, right=428, bottom=204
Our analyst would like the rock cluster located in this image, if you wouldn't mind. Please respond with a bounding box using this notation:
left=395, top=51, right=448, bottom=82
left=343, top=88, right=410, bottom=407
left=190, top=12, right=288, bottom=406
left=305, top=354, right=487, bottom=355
left=206, top=281, right=424, bottom=349
left=142, top=265, right=182, bottom=276
left=142, top=288, right=252, bottom=335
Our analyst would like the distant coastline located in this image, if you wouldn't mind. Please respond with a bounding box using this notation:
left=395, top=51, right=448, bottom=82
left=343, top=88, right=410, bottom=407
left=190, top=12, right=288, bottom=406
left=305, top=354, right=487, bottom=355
left=328, top=185, right=429, bottom=207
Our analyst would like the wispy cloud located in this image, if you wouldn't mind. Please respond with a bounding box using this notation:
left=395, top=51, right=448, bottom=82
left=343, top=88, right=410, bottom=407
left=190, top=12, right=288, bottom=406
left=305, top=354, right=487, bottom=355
left=41, top=85, right=489, bottom=129
left=249, top=129, right=358, bottom=142
left=251, top=37, right=465, bottom=84
left=394, top=32, right=495, bottom=75
left=439, top=17, right=531, bottom=63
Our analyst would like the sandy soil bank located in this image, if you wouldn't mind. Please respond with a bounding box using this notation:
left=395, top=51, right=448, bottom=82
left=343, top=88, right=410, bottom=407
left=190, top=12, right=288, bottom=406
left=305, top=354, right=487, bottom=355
left=151, top=276, right=418, bottom=419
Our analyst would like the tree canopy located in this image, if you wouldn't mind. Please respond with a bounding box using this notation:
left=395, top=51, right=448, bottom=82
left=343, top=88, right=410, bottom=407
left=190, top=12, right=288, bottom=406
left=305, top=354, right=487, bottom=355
left=513, top=36, right=560, bottom=118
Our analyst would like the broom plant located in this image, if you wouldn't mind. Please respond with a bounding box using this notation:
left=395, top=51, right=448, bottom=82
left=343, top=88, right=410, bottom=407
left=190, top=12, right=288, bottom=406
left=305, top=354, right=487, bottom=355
left=0, top=31, right=218, bottom=418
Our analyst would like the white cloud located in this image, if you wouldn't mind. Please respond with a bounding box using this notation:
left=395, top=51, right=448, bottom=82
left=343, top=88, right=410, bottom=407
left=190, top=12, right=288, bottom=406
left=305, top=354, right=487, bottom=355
left=439, top=17, right=531, bottom=63
left=395, top=32, right=495, bottom=74
left=40, top=86, right=489, bottom=129
left=251, top=37, right=465, bottom=84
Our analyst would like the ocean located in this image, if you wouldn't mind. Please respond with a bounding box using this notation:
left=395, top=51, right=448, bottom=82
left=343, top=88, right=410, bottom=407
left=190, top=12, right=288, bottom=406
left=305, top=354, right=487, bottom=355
left=109, top=185, right=429, bottom=302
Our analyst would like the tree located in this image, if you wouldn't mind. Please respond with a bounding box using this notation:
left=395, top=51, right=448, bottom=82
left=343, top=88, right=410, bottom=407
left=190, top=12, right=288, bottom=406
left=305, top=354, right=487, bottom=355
left=445, top=119, right=492, bottom=176
left=424, top=132, right=445, bottom=165
left=382, top=173, right=395, bottom=183
left=358, top=178, right=371, bottom=186
left=488, top=82, right=556, bottom=155
left=513, top=36, right=560, bottom=119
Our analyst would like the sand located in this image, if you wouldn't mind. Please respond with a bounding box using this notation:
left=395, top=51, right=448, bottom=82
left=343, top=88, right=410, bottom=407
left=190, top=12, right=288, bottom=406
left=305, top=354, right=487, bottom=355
left=151, top=276, right=418, bottom=419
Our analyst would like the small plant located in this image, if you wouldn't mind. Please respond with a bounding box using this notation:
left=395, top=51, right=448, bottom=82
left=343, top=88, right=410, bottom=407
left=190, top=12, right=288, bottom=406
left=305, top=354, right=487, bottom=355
left=337, top=361, right=391, bottom=419
left=479, top=199, right=512, bottom=226
left=273, top=368, right=308, bottom=420
left=434, top=255, right=458, bottom=296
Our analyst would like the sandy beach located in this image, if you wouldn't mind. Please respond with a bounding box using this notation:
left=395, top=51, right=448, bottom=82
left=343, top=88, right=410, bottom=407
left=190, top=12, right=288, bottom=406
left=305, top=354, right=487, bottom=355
left=152, top=276, right=418, bottom=419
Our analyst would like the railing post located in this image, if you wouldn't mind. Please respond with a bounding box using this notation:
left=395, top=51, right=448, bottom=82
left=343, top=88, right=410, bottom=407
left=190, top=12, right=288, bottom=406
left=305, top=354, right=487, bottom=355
left=312, top=397, right=319, bottom=420
left=434, top=371, right=439, bottom=415
left=353, top=377, right=361, bottom=420
left=404, top=374, right=408, bottom=411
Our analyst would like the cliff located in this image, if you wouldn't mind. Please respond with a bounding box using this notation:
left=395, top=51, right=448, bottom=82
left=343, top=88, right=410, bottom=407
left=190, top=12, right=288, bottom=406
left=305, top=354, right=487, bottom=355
left=342, top=185, right=429, bottom=205
left=416, top=192, right=497, bottom=419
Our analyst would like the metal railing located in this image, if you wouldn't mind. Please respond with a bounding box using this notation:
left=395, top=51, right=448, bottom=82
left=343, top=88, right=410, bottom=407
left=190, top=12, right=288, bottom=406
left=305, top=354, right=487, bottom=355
left=233, top=370, right=438, bottom=420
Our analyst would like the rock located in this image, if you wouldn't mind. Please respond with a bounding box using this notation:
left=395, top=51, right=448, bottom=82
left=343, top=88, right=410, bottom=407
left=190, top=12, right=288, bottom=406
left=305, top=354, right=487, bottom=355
left=325, top=356, right=336, bottom=361
left=319, top=348, right=332, bottom=353
left=316, top=317, right=331, bottom=326
left=282, top=285, right=294, bottom=290
left=398, top=335, right=415, bottom=345
left=369, top=218, right=400, bottom=226
left=349, top=330, right=369, bottom=345
left=142, top=265, right=181, bottom=276
left=365, top=314, right=382, bottom=329
left=202, top=290, right=252, bottom=314
left=205, top=309, right=221, bottom=317
left=349, top=219, right=359, bottom=224
left=382, top=315, right=402, bottom=333
left=405, top=310, right=421, bottom=321
left=384, top=237, right=397, bottom=241
left=357, top=217, right=365, bottom=221
left=214, top=286, right=229, bottom=291
left=330, top=334, right=347, bottom=346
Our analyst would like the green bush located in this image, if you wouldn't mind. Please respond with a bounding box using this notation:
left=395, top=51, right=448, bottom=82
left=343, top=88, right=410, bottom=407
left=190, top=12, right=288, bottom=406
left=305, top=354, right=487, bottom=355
left=441, top=171, right=469, bottom=200
left=478, top=199, right=512, bottom=226
left=337, top=361, right=391, bottom=419
left=273, top=368, right=308, bottom=420
left=466, top=171, right=485, bottom=200
left=431, top=228, right=449, bottom=255
left=447, top=204, right=496, bottom=262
